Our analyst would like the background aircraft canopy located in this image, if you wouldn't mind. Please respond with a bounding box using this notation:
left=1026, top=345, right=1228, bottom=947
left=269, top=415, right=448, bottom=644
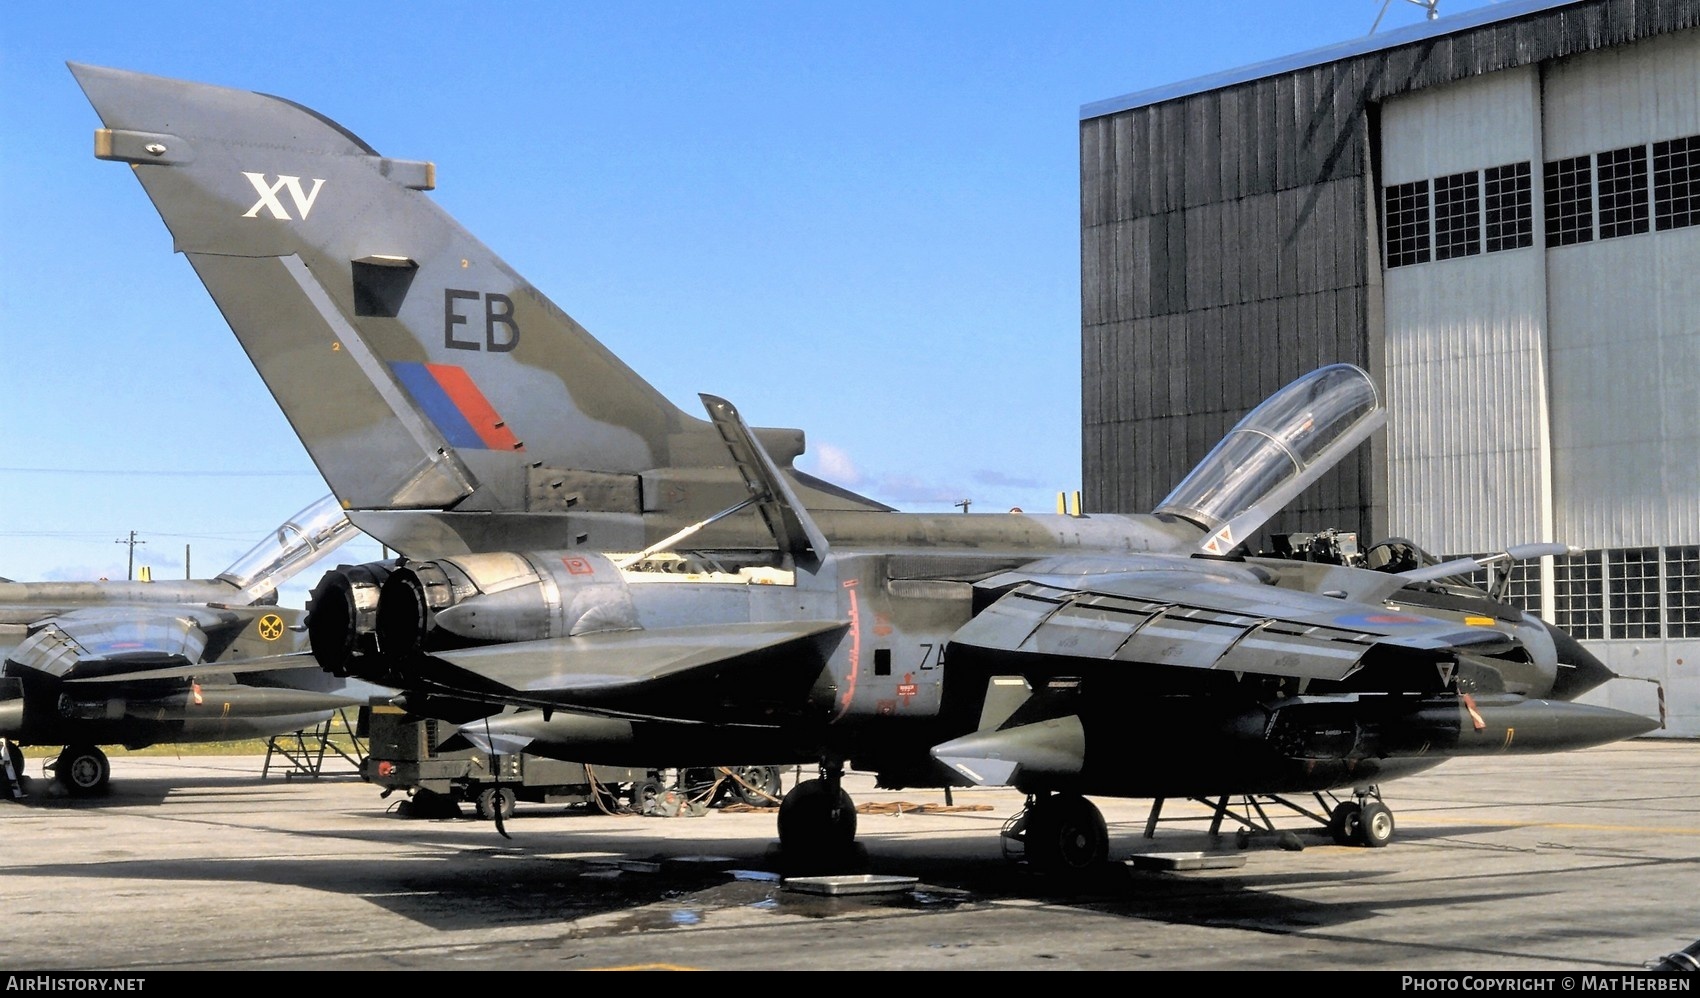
left=216, top=494, right=358, bottom=604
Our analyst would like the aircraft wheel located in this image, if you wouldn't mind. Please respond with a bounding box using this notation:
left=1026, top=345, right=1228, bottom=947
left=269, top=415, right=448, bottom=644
left=680, top=767, right=729, bottom=806
left=1355, top=801, right=1395, bottom=848
left=777, top=778, right=858, bottom=871
left=629, top=778, right=665, bottom=815
left=55, top=745, right=110, bottom=797
left=1328, top=802, right=1362, bottom=845
left=398, top=789, right=461, bottom=819
left=1023, top=793, right=1109, bottom=875
left=730, top=765, right=784, bottom=807
left=593, top=786, right=622, bottom=813
left=474, top=786, right=516, bottom=822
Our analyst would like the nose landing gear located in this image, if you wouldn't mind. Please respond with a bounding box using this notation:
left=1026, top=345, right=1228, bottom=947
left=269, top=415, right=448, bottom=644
left=1327, top=788, right=1395, bottom=848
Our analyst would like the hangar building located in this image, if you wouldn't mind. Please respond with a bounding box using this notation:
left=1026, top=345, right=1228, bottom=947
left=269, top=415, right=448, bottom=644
left=1078, top=0, right=1699, bottom=734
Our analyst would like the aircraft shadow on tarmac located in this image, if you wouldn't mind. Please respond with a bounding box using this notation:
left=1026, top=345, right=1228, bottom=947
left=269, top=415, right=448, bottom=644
left=4, top=771, right=363, bottom=808
left=2, top=793, right=1582, bottom=937
left=11, top=767, right=1658, bottom=941
left=3, top=839, right=1581, bottom=938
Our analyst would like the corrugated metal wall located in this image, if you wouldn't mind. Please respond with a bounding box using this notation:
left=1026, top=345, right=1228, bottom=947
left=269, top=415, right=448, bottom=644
left=1380, top=68, right=1555, bottom=556
left=1081, top=0, right=1699, bottom=734
left=1081, top=0, right=1696, bottom=546
left=1079, top=67, right=1379, bottom=540
left=1538, top=30, right=1700, bottom=734
left=1541, top=29, right=1700, bottom=549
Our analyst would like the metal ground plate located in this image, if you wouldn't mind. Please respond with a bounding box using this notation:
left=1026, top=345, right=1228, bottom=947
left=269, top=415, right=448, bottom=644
left=1126, top=852, right=1249, bottom=871
left=782, top=874, right=920, bottom=896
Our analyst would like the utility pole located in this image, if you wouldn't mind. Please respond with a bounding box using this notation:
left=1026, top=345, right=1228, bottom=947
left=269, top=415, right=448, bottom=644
left=954, top=499, right=972, bottom=514
left=115, top=531, right=146, bottom=581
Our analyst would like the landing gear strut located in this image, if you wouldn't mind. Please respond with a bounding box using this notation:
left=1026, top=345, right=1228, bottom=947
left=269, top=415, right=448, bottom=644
left=2, top=739, right=27, bottom=799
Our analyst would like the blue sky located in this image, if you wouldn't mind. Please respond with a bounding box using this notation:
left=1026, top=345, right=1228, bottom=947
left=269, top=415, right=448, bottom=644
left=0, top=0, right=1500, bottom=606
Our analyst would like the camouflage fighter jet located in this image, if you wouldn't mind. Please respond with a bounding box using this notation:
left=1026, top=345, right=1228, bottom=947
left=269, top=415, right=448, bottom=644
left=0, top=495, right=382, bottom=797
left=71, top=63, right=1658, bottom=873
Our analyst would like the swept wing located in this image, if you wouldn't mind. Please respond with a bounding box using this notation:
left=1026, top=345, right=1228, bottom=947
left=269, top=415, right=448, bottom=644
left=957, top=556, right=1516, bottom=685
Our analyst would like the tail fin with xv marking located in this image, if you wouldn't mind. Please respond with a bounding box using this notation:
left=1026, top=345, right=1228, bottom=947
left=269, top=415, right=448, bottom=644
left=72, top=63, right=886, bottom=558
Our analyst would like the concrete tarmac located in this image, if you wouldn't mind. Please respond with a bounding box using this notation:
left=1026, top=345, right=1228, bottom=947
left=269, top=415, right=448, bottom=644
left=2, top=739, right=1698, bottom=973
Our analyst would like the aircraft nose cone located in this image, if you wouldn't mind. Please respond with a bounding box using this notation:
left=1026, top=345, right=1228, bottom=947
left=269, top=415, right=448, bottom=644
left=1592, top=703, right=1663, bottom=744
left=1545, top=622, right=1616, bottom=700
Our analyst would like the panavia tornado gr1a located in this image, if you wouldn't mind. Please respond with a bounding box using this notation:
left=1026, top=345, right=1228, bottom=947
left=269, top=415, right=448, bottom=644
left=1, top=495, right=382, bottom=797
left=70, top=62, right=1658, bottom=874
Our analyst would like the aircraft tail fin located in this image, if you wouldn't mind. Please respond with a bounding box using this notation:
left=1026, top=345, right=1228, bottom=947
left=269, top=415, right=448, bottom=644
left=71, top=63, right=881, bottom=557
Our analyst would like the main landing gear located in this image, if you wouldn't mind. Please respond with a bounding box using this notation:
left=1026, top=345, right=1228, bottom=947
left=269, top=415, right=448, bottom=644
left=775, top=760, right=863, bottom=875
left=50, top=744, right=111, bottom=797
left=1007, top=791, right=1111, bottom=876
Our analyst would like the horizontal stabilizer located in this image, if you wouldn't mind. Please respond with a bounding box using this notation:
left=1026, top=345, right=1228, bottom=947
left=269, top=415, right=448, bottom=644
left=425, top=619, right=846, bottom=706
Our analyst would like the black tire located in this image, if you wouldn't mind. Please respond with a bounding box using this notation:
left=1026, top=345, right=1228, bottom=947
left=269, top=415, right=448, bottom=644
left=404, top=789, right=461, bottom=819
left=1328, top=802, right=1363, bottom=845
left=55, top=745, right=110, bottom=797
left=730, top=765, right=784, bottom=807
left=777, top=778, right=857, bottom=870
left=629, top=778, right=665, bottom=815
left=1022, top=794, right=1109, bottom=875
left=680, top=767, right=727, bottom=806
left=474, top=786, right=516, bottom=822
left=1355, top=801, right=1395, bottom=847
